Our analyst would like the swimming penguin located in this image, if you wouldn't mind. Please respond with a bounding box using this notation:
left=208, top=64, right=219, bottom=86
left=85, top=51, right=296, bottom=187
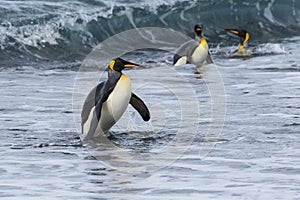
left=173, top=24, right=213, bottom=66
left=225, top=29, right=251, bottom=56
left=81, top=58, right=150, bottom=140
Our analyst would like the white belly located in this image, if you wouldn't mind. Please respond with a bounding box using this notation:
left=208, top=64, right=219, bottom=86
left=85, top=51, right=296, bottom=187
left=190, top=45, right=208, bottom=65
left=174, top=56, right=188, bottom=66
left=83, top=75, right=131, bottom=137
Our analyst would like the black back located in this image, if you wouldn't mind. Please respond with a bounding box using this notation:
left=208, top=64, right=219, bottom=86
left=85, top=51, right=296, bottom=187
left=81, top=70, right=122, bottom=133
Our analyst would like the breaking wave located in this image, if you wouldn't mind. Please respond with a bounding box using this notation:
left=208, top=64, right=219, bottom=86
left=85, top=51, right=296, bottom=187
left=0, top=0, right=299, bottom=66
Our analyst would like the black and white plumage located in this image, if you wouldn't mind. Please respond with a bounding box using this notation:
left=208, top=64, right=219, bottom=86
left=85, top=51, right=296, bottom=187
left=225, top=28, right=251, bottom=56
left=81, top=58, right=150, bottom=140
left=173, top=24, right=213, bottom=66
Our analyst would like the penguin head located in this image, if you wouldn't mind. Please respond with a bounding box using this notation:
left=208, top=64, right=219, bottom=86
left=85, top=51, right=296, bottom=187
left=194, top=24, right=203, bottom=37
left=108, top=58, right=139, bottom=72
left=225, top=29, right=250, bottom=45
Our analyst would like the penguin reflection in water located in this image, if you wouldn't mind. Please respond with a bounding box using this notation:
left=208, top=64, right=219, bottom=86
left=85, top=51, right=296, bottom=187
left=173, top=24, right=214, bottom=67
left=81, top=58, right=150, bottom=140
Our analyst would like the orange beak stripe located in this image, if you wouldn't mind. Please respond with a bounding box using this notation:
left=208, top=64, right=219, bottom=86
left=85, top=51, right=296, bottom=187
left=124, top=64, right=137, bottom=68
left=229, top=30, right=239, bottom=35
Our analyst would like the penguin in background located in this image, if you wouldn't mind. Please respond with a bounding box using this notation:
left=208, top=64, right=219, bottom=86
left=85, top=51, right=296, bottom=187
left=225, top=29, right=251, bottom=56
left=173, top=24, right=214, bottom=67
left=81, top=58, right=150, bottom=140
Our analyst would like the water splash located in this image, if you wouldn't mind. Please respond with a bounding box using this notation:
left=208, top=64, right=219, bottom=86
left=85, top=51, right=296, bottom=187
left=0, top=0, right=299, bottom=66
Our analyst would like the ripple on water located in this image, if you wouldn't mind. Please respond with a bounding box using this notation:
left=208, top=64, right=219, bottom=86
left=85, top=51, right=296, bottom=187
left=1, top=38, right=300, bottom=199
left=260, top=167, right=300, bottom=175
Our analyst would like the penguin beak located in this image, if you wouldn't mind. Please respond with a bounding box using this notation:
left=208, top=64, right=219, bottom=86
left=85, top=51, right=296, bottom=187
left=225, top=29, right=240, bottom=36
left=195, top=28, right=202, bottom=32
left=124, top=61, right=140, bottom=69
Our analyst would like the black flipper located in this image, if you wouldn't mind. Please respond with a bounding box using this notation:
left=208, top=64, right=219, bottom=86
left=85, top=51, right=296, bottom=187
left=81, top=82, right=105, bottom=132
left=206, top=51, right=214, bottom=64
left=81, top=77, right=118, bottom=139
left=84, top=108, right=102, bottom=140
left=130, top=93, right=150, bottom=121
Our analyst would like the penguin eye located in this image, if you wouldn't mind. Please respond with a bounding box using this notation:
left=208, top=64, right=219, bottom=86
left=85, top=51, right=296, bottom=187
left=109, top=60, right=115, bottom=70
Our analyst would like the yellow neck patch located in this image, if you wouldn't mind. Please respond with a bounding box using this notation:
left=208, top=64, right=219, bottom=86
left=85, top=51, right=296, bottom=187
left=109, top=60, right=115, bottom=70
left=200, top=37, right=206, bottom=46
left=120, top=74, right=129, bottom=80
left=244, top=33, right=249, bottom=44
left=199, top=37, right=208, bottom=51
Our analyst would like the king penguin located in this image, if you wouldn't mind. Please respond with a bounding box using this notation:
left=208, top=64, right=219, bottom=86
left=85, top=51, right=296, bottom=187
left=81, top=58, right=150, bottom=140
left=225, top=29, right=251, bottom=56
left=173, top=24, right=213, bottom=66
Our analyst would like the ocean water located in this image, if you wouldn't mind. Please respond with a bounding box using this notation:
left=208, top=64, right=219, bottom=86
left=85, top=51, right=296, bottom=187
left=1, top=0, right=300, bottom=199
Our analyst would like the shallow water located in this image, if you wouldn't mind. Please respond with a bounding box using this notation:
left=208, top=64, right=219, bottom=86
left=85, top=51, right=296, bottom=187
left=0, top=36, right=299, bottom=199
